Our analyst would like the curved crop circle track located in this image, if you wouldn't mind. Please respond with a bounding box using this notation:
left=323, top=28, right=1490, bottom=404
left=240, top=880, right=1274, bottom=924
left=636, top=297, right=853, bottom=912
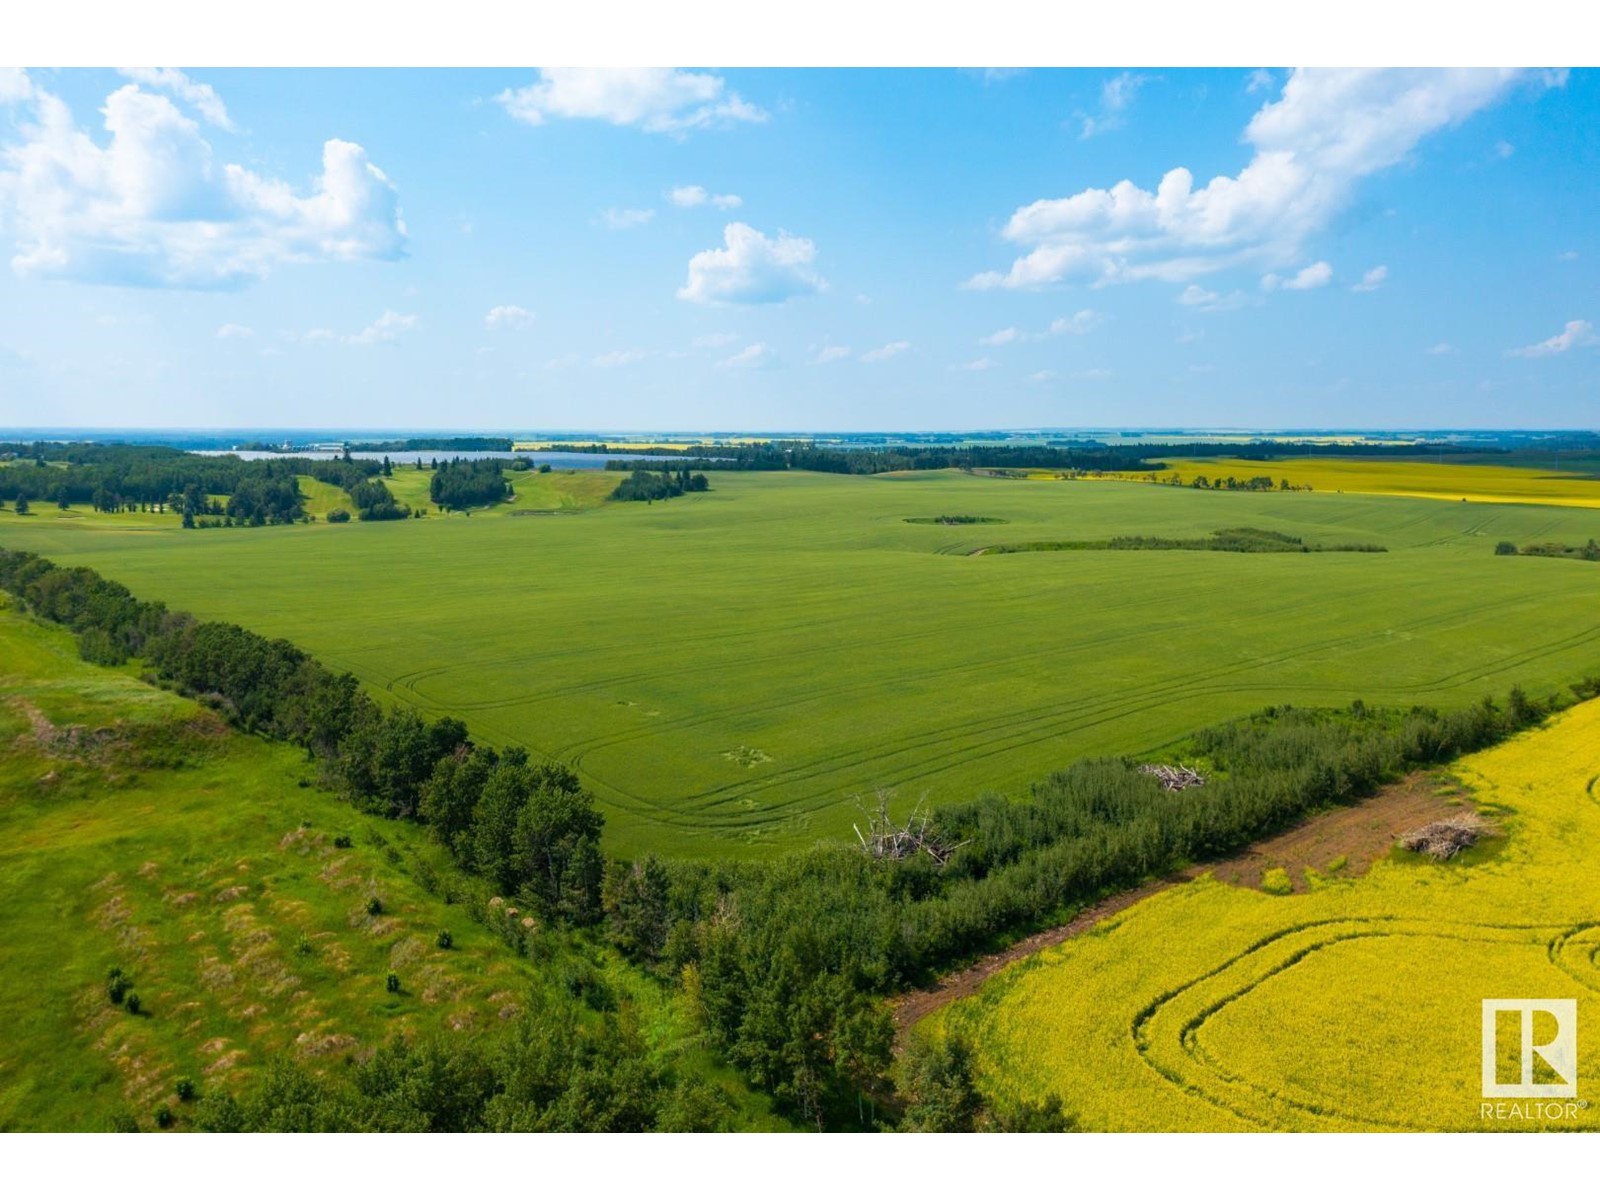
left=1129, top=917, right=1600, bottom=1131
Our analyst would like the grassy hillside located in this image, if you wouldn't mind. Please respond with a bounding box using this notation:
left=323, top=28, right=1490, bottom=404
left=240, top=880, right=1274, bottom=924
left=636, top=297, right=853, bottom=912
left=3, top=468, right=1598, bottom=859
left=0, top=600, right=784, bottom=1131
left=926, top=696, right=1600, bottom=1131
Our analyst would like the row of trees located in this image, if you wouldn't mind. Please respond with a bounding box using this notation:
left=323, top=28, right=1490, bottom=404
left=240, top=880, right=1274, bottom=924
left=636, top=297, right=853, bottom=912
left=1182, top=474, right=1309, bottom=491
left=0, top=443, right=386, bottom=517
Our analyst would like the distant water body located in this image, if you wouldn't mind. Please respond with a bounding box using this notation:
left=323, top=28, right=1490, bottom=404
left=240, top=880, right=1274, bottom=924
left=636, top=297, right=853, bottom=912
left=191, top=449, right=699, bottom=471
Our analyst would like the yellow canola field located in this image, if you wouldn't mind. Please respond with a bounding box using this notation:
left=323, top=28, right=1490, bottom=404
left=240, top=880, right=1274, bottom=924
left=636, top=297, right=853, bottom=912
left=1150, top=457, right=1600, bottom=509
left=930, top=698, right=1600, bottom=1131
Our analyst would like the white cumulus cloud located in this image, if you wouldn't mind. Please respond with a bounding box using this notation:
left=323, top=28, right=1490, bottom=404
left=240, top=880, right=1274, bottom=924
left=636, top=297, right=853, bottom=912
left=668, top=184, right=742, bottom=209
left=1178, top=284, right=1247, bottom=312
left=346, top=310, right=418, bottom=346
left=1, top=69, right=37, bottom=105
left=1049, top=309, right=1104, bottom=335
left=980, top=310, right=1102, bottom=345
left=813, top=344, right=852, bottom=364
left=215, top=322, right=254, bottom=339
left=593, top=348, right=648, bottom=368
left=599, top=206, right=654, bottom=229
left=717, top=342, right=775, bottom=370
left=1080, top=72, right=1148, bottom=139
left=1352, top=264, right=1388, bottom=292
left=1509, top=319, right=1597, bottom=358
left=678, top=223, right=823, bottom=305
left=0, top=78, right=406, bottom=288
left=861, top=341, right=910, bottom=362
left=1263, top=260, right=1332, bottom=291
left=118, top=68, right=234, bottom=130
left=485, top=305, right=535, bottom=331
left=967, top=69, right=1544, bottom=291
left=498, top=69, right=765, bottom=135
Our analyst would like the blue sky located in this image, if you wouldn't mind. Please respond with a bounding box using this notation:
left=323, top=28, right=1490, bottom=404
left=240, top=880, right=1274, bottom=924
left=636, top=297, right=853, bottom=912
left=0, top=66, right=1595, bottom=431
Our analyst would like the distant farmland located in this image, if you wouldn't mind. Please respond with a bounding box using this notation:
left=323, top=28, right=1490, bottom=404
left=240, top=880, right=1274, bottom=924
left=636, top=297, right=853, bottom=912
left=3, top=466, right=1599, bottom=859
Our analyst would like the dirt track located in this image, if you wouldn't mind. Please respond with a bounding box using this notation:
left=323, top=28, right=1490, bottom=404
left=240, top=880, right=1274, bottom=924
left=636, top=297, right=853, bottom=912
left=890, top=772, right=1467, bottom=1040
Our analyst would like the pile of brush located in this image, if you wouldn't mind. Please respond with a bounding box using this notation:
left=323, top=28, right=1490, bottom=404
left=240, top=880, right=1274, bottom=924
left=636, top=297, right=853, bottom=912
left=1398, top=813, right=1492, bottom=860
left=1138, top=763, right=1206, bottom=792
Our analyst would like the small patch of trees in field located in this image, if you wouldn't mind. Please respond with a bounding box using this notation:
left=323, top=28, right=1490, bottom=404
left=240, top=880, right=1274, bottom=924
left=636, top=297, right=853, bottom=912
left=348, top=479, right=411, bottom=521
left=610, top=468, right=709, bottom=502
left=988, top=527, right=1386, bottom=555
left=430, top=458, right=511, bottom=510
left=1497, top=539, right=1600, bottom=562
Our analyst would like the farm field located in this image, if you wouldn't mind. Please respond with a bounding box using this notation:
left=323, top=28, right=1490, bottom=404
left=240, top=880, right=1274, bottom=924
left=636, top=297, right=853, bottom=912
left=1147, top=456, right=1600, bottom=508
left=2, top=468, right=1599, bottom=859
left=925, top=696, right=1600, bottom=1131
left=0, top=600, right=783, bottom=1132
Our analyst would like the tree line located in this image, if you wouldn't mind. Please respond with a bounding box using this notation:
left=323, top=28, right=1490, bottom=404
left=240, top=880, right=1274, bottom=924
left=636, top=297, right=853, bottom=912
left=0, top=444, right=387, bottom=526
left=0, top=546, right=1578, bottom=1130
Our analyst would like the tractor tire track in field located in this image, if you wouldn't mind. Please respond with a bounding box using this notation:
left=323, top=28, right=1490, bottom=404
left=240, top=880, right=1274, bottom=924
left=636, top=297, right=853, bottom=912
left=485, top=606, right=1600, bottom=835
left=1140, top=915, right=1598, bottom=1131
left=382, top=543, right=1418, bottom=721
left=549, top=583, right=1502, bottom=793
left=601, top=608, right=1600, bottom=827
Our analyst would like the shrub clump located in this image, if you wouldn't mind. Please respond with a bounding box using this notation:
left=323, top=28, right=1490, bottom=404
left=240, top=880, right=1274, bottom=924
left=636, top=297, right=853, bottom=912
left=1261, top=867, right=1294, bottom=895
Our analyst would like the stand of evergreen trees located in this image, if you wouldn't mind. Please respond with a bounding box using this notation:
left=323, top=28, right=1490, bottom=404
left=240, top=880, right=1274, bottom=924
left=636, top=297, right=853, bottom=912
left=610, top=468, right=710, bottom=502
left=429, top=458, right=512, bottom=510
left=348, top=478, right=411, bottom=520
left=0, top=547, right=1577, bottom=1130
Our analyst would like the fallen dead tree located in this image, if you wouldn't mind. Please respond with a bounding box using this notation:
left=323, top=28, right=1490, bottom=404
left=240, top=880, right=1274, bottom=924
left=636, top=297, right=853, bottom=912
left=1397, top=813, right=1492, bottom=860
left=853, top=790, right=969, bottom=867
left=1138, top=763, right=1206, bottom=791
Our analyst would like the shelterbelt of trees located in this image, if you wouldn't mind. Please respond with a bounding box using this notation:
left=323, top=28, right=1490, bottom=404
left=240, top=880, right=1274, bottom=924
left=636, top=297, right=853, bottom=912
left=599, top=433, right=1600, bottom=477
left=1, top=547, right=1590, bottom=1131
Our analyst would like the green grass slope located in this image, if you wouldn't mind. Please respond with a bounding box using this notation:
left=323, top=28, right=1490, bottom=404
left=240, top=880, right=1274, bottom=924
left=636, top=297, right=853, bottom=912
left=0, top=600, right=783, bottom=1131
left=3, top=469, right=1598, bottom=859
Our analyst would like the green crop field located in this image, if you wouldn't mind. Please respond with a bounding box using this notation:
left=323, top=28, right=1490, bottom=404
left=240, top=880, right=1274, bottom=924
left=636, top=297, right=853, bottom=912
left=0, top=599, right=785, bottom=1132
left=3, top=467, right=1599, bottom=859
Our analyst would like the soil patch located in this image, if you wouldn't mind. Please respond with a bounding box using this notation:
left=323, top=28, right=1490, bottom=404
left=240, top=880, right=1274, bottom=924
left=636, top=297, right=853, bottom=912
left=890, top=771, right=1465, bottom=1040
